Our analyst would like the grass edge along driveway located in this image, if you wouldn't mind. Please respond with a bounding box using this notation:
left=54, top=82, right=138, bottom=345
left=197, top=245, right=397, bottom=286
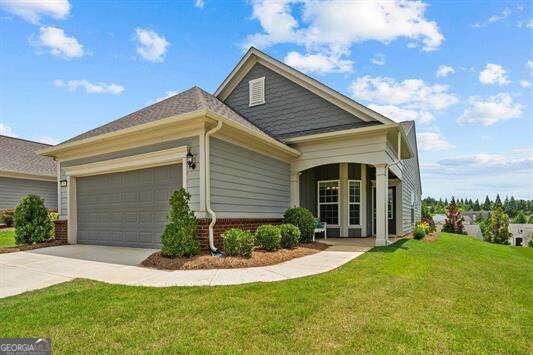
left=0, top=233, right=531, bottom=353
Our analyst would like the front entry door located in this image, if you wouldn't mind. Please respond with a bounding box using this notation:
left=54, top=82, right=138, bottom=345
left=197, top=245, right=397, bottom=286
left=373, top=186, right=397, bottom=235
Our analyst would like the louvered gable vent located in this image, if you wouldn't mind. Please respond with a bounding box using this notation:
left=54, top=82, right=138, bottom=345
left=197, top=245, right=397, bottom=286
left=249, top=77, right=265, bottom=106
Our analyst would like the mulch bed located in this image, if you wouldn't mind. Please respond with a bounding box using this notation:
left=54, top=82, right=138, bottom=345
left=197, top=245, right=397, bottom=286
left=141, top=242, right=329, bottom=270
left=423, top=232, right=439, bottom=242
left=0, top=240, right=67, bottom=254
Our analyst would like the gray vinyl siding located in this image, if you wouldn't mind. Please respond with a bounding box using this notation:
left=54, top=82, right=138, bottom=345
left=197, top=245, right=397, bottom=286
left=0, top=177, right=57, bottom=210
left=224, top=63, right=369, bottom=139
left=210, top=138, right=290, bottom=216
left=59, top=167, right=67, bottom=217
left=60, top=137, right=200, bottom=218
left=400, top=125, right=422, bottom=234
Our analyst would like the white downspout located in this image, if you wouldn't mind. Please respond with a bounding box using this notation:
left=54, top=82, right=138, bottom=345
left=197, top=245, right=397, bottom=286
left=205, top=119, right=223, bottom=253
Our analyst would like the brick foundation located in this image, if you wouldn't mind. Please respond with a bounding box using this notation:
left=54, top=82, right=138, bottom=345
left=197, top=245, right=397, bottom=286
left=197, top=218, right=282, bottom=250
left=53, top=219, right=68, bottom=243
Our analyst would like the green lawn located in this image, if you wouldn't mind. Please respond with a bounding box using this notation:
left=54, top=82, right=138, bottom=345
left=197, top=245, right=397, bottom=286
left=0, top=233, right=531, bottom=353
left=0, top=228, right=15, bottom=247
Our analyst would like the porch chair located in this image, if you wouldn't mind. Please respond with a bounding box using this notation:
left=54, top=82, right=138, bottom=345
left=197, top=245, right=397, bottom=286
left=314, top=218, right=327, bottom=241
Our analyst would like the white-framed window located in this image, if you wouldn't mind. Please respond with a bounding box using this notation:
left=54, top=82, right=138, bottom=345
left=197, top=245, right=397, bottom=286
left=249, top=77, right=265, bottom=106
left=318, top=180, right=339, bottom=225
left=348, top=180, right=361, bottom=226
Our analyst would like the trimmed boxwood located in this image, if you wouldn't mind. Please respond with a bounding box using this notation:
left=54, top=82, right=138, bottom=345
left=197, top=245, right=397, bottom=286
left=13, top=194, right=53, bottom=245
left=283, top=207, right=315, bottom=243
left=413, top=226, right=426, bottom=240
left=255, top=224, right=281, bottom=252
left=279, top=223, right=300, bottom=249
left=223, top=228, right=255, bottom=257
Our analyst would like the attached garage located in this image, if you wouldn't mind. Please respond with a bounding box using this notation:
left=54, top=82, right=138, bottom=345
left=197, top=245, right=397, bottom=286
left=77, top=164, right=182, bottom=248
left=62, top=145, right=190, bottom=248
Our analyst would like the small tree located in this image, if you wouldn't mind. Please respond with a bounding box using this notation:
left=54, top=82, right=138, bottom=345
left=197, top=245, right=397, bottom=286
left=160, top=188, right=200, bottom=258
left=484, top=206, right=511, bottom=245
left=441, top=197, right=466, bottom=235
left=13, top=194, right=53, bottom=245
left=514, top=211, right=527, bottom=224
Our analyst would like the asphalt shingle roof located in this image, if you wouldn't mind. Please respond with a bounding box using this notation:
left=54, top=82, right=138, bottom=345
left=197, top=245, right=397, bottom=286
left=63, top=86, right=266, bottom=144
left=0, top=135, right=56, bottom=177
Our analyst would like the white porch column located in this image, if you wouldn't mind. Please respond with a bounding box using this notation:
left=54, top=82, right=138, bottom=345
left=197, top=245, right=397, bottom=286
left=360, top=163, right=367, bottom=237
left=375, top=164, right=388, bottom=246
left=289, top=172, right=301, bottom=207
left=339, top=163, right=348, bottom=236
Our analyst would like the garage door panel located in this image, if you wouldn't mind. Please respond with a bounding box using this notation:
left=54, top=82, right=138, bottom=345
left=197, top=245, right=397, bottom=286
left=77, top=164, right=181, bottom=248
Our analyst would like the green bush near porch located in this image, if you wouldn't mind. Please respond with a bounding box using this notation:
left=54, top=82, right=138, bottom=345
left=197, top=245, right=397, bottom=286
left=255, top=224, right=281, bottom=251
left=283, top=207, right=315, bottom=243
left=279, top=223, right=300, bottom=249
left=222, top=228, right=255, bottom=257
left=13, top=195, right=53, bottom=245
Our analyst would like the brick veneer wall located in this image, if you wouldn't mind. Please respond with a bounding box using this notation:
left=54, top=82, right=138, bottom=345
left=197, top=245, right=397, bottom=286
left=53, top=219, right=68, bottom=243
left=197, top=218, right=282, bottom=250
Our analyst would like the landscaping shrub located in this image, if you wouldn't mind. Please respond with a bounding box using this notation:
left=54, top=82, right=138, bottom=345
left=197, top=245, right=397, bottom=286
left=442, top=198, right=466, bottom=235
left=222, top=228, right=255, bottom=257
left=283, top=207, right=315, bottom=243
left=0, top=208, right=15, bottom=227
left=413, top=226, right=426, bottom=240
left=161, top=188, right=200, bottom=258
left=255, top=224, right=281, bottom=251
left=13, top=195, right=53, bottom=245
left=279, top=223, right=300, bottom=249
left=416, top=221, right=431, bottom=234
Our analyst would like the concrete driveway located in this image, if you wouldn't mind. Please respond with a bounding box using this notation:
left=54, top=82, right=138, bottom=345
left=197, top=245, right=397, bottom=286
left=0, top=242, right=371, bottom=299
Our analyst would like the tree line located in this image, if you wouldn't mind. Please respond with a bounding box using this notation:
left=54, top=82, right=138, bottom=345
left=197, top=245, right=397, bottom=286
left=422, top=195, right=533, bottom=223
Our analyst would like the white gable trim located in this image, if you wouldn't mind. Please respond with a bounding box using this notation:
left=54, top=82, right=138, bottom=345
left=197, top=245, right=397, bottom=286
left=215, top=48, right=395, bottom=125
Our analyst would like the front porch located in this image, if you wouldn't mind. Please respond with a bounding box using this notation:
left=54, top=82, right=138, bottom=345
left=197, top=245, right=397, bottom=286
left=293, top=162, right=402, bottom=246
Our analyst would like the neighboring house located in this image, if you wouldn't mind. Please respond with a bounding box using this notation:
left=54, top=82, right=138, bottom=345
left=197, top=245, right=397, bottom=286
left=39, top=48, right=422, bottom=250
left=508, top=224, right=533, bottom=247
left=462, top=211, right=489, bottom=222
left=0, top=135, right=57, bottom=210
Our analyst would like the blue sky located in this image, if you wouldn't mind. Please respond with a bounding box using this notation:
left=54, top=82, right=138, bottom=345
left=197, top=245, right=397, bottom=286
left=0, top=0, right=531, bottom=200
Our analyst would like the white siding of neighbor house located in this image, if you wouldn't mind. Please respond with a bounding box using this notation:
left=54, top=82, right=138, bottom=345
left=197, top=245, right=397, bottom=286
left=210, top=137, right=290, bottom=217
left=400, top=125, right=422, bottom=234
left=58, top=137, right=200, bottom=219
left=0, top=176, right=57, bottom=210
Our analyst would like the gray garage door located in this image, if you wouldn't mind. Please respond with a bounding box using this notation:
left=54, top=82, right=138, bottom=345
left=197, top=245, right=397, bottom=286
left=77, top=164, right=182, bottom=248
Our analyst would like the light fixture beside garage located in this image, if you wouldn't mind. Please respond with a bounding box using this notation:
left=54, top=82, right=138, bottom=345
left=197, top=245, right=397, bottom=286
left=60, top=179, right=67, bottom=187
left=186, top=149, right=196, bottom=170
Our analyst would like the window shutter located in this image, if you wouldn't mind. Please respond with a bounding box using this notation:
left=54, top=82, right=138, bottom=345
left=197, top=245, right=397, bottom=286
left=249, top=77, right=265, bottom=106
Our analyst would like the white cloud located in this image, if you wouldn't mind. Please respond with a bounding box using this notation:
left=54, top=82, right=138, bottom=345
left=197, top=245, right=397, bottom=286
left=0, top=0, right=70, bottom=24
left=371, top=53, right=386, bottom=66
left=526, top=60, right=533, bottom=76
left=54, top=79, right=124, bottom=95
left=520, top=80, right=531, bottom=88
left=417, top=131, right=454, bottom=151
left=284, top=51, right=353, bottom=74
left=194, top=0, right=204, bottom=9
left=30, top=26, right=84, bottom=60
left=457, top=93, right=524, bottom=126
left=368, top=104, right=435, bottom=125
left=244, top=0, right=443, bottom=73
left=479, top=63, right=510, bottom=85
left=153, top=90, right=180, bottom=103
left=36, top=136, right=59, bottom=145
left=0, top=122, right=16, bottom=137
left=436, top=65, right=455, bottom=78
left=472, top=7, right=511, bottom=28
left=350, top=75, right=459, bottom=111
left=134, top=28, right=169, bottom=62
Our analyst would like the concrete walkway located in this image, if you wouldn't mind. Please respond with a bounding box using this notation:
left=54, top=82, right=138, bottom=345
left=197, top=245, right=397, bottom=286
left=0, top=240, right=372, bottom=298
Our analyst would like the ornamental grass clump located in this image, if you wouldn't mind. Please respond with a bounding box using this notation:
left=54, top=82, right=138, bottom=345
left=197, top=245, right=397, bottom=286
left=279, top=223, right=300, bottom=249
left=222, top=228, right=255, bottom=257
left=255, top=224, right=281, bottom=251
left=161, top=188, right=200, bottom=258
left=13, top=194, right=53, bottom=245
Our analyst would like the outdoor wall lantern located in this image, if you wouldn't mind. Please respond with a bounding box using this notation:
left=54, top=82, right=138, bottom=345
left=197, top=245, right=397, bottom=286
left=186, top=149, right=196, bottom=170
left=59, top=179, right=67, bottom=187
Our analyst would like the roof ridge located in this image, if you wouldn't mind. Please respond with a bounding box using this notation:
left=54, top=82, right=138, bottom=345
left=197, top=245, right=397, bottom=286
left=192, top=86, right=209, bottom=109
left=0, top=134, right=52, bottom=147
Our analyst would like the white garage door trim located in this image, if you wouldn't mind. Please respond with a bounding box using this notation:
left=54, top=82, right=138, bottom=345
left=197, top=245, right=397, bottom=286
left=65, top=146, right=189, bottom=244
